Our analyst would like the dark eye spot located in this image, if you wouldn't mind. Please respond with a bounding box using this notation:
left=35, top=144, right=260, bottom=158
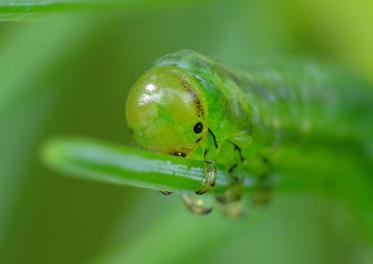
left=193, top=122, right=203, bottom=134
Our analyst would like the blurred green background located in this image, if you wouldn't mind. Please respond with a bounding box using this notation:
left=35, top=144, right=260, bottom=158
left=1, top=0, right=373, bottom=263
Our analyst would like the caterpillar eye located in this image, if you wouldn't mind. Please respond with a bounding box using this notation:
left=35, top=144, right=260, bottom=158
left=193, top=122, right=203, bottom=134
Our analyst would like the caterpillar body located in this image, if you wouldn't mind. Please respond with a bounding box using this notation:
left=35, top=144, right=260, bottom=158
left=126, top=50, right=373, bottom=217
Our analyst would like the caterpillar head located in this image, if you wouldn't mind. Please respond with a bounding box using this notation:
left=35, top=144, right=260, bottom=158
left=126, top=66, right=207, bottom=157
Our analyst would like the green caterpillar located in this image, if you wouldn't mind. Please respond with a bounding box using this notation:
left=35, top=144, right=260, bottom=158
left=126, top=50, right=373, bottom=217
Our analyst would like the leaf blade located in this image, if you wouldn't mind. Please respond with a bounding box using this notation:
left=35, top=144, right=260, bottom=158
left=42, top=137, right=256, bottom=194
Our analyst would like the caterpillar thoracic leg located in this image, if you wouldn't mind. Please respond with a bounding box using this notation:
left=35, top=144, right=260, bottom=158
left=181, top=193, right=213, bottom=215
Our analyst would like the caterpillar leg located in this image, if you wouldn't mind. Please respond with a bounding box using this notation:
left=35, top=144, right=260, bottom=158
left=195, top=129, right=219, bottom=195
left=251, top=156, right=273, bottom=206
left=215, top=140, right=246, bottom=218
left=195, top=160, right=217, bottom=195
left=216, top=180, right=246, bottom=219
left=216, top=177, right=244, bottom=203
left=181, top=193, right=213, bottom=215
left=160, top=191, right=173, bottom=195
left=216, top=140, right=245, bottom=204
left=217, top=199, right=246, bottom=219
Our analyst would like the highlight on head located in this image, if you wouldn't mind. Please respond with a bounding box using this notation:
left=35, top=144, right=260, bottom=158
left=126, top=66, right=207, bottom=156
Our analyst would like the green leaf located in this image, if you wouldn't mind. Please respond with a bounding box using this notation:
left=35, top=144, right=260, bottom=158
left=42, top=137, right=256, bottom=194
left=41, top=137, right=358, bottom=195
left=0, top=0, right=207, bottom=20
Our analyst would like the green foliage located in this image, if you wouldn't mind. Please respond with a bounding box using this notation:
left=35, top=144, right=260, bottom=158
left=42, top=137, right=249, bottom=194
left=0, top=0, right=207, bottom=20
left=1, top=1, right=373, bottom=263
